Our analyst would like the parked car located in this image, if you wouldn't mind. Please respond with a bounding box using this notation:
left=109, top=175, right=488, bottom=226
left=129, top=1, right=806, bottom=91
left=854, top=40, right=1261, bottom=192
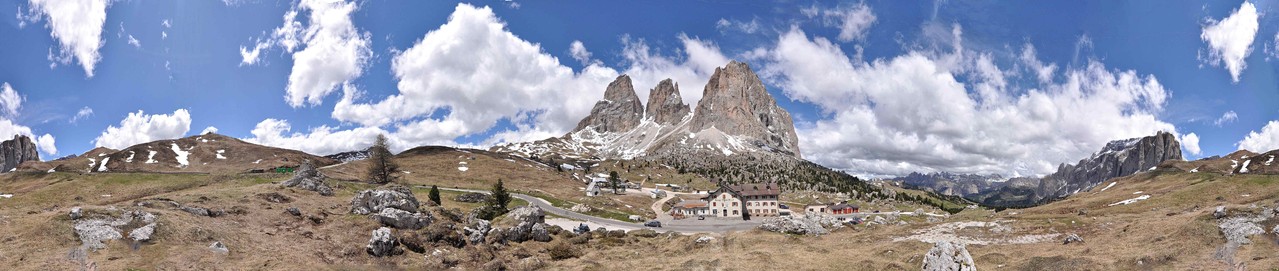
left=644, top=220, right=662, bottom=227
left=697, top=215, right=705, bottom=220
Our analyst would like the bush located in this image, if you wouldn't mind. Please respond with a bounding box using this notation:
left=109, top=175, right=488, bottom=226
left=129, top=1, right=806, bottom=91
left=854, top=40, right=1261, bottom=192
left=548, top=242, right=581, bottom=260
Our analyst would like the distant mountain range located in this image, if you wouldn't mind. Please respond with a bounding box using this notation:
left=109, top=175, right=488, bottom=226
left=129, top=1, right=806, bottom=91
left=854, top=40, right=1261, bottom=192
left=895, top=132, right=1184, bottom=208
left=19, top=133, right=337, bottom=174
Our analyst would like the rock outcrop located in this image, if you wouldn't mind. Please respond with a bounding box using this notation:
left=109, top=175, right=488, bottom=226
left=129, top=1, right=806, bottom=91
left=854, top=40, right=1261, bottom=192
left=921, top=241, right=976, bottom=271
left=350, top=185, right=420, bottom=215
left=757, top=213, right=843, bottom=235
left=489, top=206, right=552, bottom=243
left=976, top=131, right=1183, bottom=207
left=574, top=75, right=644, bottom=133
left=281, top=161, right=334, bottom=196
left=893, top=172, right=1005, bottom=198
left=72, top=209, right=158, bottom=251
left=690, top=61, right=801, bottom=157
left=0, top=135, right=39, bottom=172
left=645, top=79, right=690, bottom=125
left=374, top=208, right=432, bottom=230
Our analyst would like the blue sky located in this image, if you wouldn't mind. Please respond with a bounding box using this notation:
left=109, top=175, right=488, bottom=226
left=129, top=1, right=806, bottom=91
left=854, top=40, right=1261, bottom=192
left=2, top=0, right=1278, bottom=177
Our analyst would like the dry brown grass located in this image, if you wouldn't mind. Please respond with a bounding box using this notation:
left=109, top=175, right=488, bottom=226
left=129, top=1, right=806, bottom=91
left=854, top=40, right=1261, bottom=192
left=1, top=159, right=1275, bottom=270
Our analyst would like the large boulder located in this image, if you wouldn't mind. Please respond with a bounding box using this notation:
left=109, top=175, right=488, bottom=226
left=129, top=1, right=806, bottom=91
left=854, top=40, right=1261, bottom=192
left=366, top=227, right=401, bottom=257
left=758, top=213, right=842, bottom=235
left=1063, top=233, right=1084, bottom=245
left=921, top=241, right=976, bottom=271
left=281, top=161, right=334, bottom=196
left=373, top=208, right=432, bottom=230
left=464, top=220, right=491, bottom=245
left=493, top=206, right=551, bottom=243
left=350, top=185, right=420, bottom=215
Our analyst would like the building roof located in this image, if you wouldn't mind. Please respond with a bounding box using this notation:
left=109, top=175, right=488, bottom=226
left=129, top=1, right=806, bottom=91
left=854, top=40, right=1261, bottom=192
left=674, top=200, right=708, bottom=209
left=830, top=203, right=858, bottom=210
left=724, top=182, right=780, bottom=197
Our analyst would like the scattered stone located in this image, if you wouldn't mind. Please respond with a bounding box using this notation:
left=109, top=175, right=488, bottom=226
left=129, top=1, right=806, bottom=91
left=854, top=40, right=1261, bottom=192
left=366, top=227, right=401, bottom=257
left=258, top=192, right=292, bottom=203
left=181, top=206, right=226, bottom=218
left=128, top=223, right=156, bottom=242
left=286, top=207, right=301, bottom=217
left=70, top=207, right=82, bottom=220
left=454, top=192, right=489, bottom=203
left=1214, top=206, right=1228, bottom=219
left=1076, top=208, right=1088, bottom=216
left=280, top=161, right=334, bottom=196
left=921, top=241, right=976, bottom=271
left=1063, top=233, right=1084, bottom=245
left=607, top=230, right=627, bottom=238
left=373, top=208, right=432, bottom=230
left=569, top=204, right=592, bottom=213
left=694, top=236, right=715, bottom=244
left=209, top=241, right=229, bottom=254
left=350, top=185, right=420, bottom=215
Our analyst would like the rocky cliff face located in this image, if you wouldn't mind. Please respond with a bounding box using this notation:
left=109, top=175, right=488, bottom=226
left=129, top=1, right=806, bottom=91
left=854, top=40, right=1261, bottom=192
left=573, top=75, right=644, bottom=134
left=0, top=135, right=39, bottom=171
left=690, top=61, right=800, bottom=157
left=644, top=79, right=690, bottom=125
left=497, top=61, right=802, bottom=160
left=974, top=131, right=1183, bottom=207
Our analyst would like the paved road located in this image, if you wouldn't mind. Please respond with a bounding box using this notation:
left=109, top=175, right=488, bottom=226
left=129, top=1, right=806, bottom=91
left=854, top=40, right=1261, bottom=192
left=436, top=187, right=759, bottom=233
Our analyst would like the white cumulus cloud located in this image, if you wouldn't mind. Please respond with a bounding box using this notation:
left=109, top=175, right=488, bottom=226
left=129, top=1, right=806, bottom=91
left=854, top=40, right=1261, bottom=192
left=805, top=2, right=876, bottom=42
left=251, top=3, right=733, bottom=153
left=240, top=0, right=372, bottom=107
left=1181, top=133, right=1201, bottom=156
left=23, top=0, right=110, bottom=77
left=1238, top=120, right=1279, bottom=152
left=759, top=26, right=1176, bottom=177
left=0, top=83, right=25, bottom=117
left=0, top=83, right=56, bottom=156
left=243, top=118, right=394, bottom=155
left=1200, top=1, right=1259, bottom=83
left=93, top=109, right=192, bottom=149
left=569, top=40, right=595, bottom=66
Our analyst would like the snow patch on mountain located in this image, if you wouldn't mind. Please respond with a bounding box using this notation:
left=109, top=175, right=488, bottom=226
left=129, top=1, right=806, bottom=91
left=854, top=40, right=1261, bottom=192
left=171, top=143, right=189, bottom=167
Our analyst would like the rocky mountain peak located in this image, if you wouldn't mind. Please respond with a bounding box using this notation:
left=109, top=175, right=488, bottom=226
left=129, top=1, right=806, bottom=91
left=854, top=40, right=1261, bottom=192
left=645, top=78, right=691, bottom=125
left=573, top=74, right=644, bottom=133
left=0, top=135, right=40, bottom=171
left=690, top=60, right=800, bottom=157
